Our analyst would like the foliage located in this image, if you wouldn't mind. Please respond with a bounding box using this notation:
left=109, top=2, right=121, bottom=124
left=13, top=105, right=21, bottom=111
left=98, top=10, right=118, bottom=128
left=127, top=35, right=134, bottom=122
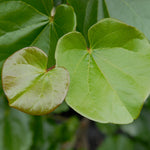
left=0, top=0, right=76, bottom=94
left=1, top=0, right=150, bottom=149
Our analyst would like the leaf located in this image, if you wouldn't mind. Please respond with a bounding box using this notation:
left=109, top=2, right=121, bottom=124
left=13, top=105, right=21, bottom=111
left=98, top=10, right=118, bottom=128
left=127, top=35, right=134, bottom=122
left=2, top=47, right=70, bottom=115
left=0, top=95, right=33, bottom=150
left=67, top=0, right=107, bottom=44
left=2, top=0, right=53, bottom=15
left=105, top=0, right=150, bottom=40
left=0, top=1, right=76, bottom=95
left=56, top=18, right=150, bottom=124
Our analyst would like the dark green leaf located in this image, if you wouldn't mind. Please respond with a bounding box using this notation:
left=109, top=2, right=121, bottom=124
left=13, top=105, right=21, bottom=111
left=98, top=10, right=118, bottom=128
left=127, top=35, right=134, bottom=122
left=1, top=0, right=53, bottom=15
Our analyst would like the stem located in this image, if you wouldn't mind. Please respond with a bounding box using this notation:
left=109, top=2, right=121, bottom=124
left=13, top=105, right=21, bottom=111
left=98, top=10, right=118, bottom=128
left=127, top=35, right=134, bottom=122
left=46, top=65, right=55, bottom=72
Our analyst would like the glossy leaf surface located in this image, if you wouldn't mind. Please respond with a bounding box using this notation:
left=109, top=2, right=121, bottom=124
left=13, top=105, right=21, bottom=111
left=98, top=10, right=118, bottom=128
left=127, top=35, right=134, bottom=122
left=56, top=18, right=150, bottom=124
left=0, top=1, right=76, bottom=94
left=2, top=47, right=70, bottom=115
left=105, top=0, right=150, bottom=40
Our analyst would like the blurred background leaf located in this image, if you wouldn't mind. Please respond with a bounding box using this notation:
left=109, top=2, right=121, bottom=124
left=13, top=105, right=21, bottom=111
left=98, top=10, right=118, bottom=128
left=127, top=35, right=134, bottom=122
left=31, top=116, right=79, bottom=150
left=97, top=135, right=134, bottom=150
left=0, top=95, right=33, bottom=150
left=105, top=0, right=150, bottom=40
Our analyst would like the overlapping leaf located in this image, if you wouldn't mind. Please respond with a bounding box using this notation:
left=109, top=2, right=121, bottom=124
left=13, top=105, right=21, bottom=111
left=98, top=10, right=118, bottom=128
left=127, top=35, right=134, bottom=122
left=56, top=18, right=150, bottom=124
left=2, top=47, right=70, bottom=115
left=0, top=1, right=76, bottom=94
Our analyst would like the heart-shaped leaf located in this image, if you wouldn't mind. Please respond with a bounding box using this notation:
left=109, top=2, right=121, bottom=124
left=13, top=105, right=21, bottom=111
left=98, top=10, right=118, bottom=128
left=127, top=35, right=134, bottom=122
left=56, top=18, right=150, bottom=124
left=2, top=47, right=70, bottom=115
left=105, top=0, right=150, bottom=40
left=0, top=1, right=76, bottom=94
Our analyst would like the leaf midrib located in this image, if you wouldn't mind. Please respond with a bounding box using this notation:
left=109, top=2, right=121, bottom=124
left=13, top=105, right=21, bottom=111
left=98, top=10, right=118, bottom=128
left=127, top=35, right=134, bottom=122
left=90, top=54, right=133, bottom=118
left=9, top=72, right=45, bottom=105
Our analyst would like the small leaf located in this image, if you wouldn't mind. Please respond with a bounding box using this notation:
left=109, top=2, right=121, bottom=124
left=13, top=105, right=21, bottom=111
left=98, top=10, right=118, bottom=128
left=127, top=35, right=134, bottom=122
left=2, top=47, right=70, bottom=115
left=56, top=18, right=150, bottom=124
